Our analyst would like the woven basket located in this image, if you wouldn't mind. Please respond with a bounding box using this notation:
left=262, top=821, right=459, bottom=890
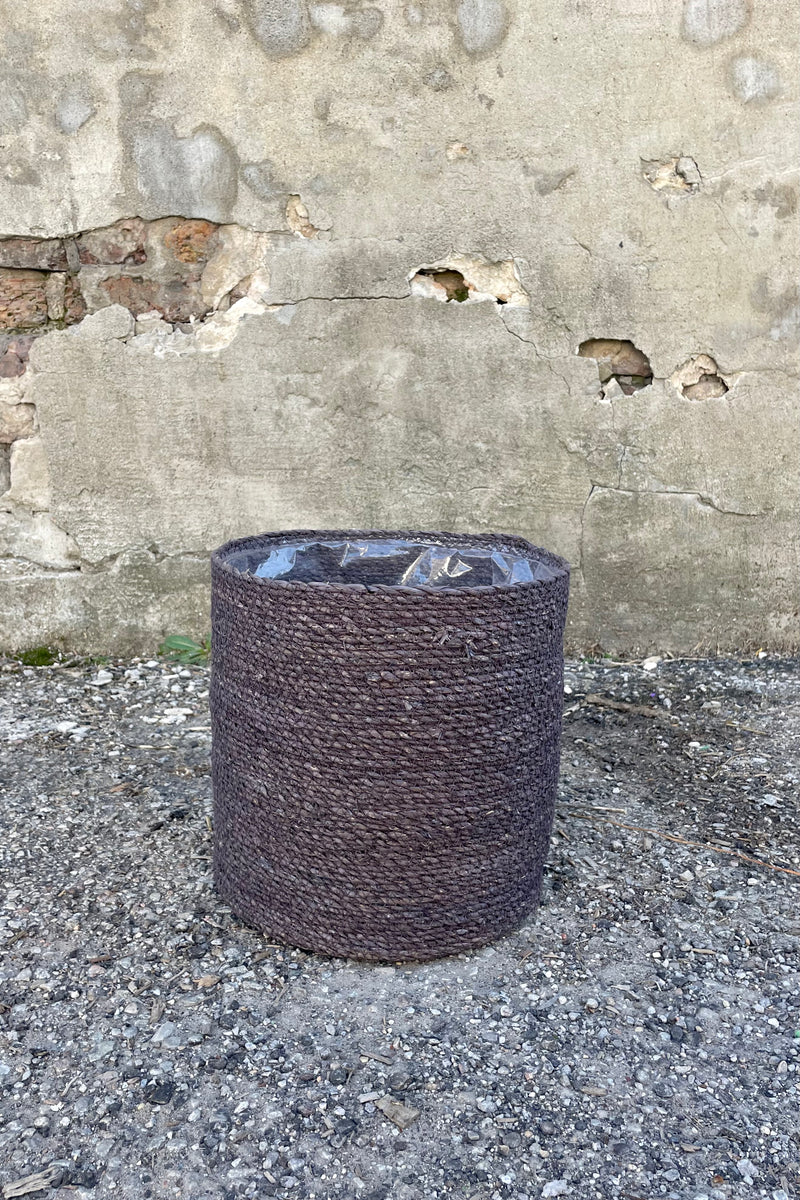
left=210, top=529, right=570, bottom=961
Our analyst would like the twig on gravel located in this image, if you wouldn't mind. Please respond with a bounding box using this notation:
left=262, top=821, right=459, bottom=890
left=2, top=1165, right=62, bottom=1198
left=375, top=1096, right=420, bottom=1130
left=562, top=803, right=627, bottom=814
left=725, top=720, right=770, bottom=736
left=566, top=810, right=800, bottom=878
left=251, top=948, right=283, bottom=962
left=126, top=976, right=154, bottom=995
left=359, top=1049, right=394, bottom=1064
left=584, top=694, right=668, bottom=719
left=2, top=931, right=30, bottom=948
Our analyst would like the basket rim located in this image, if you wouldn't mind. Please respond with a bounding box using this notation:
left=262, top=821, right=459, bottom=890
left=211, top=528, right=570, bottom=596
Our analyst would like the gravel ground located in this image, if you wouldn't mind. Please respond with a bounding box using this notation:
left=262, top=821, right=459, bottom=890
left=1, top=653, right=798, bottom=1200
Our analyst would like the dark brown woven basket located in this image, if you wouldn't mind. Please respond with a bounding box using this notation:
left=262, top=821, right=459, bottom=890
left=210, top=529, right=570, bottom=961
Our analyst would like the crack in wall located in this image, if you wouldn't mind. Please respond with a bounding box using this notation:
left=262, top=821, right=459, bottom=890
left=578, top=483, right=598, bottom=588
left=577, top=483, right=768, bottom=585
left=585, top=481, right=765, bottom=532
left=80, top=547, right=213, bottom=573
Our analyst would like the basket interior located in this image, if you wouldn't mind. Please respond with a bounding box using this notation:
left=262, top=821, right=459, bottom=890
left=224, top=537, right=559, bottom=589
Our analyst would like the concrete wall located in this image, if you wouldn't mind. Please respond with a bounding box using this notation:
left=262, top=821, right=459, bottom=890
left=0, top=0, right=797, bottom=655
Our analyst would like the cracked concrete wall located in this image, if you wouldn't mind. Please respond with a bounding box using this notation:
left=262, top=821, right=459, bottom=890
left=0, top=0, right=797, bottom=653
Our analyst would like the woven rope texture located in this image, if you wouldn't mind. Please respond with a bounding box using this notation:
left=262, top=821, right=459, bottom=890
left=211, top=529, right=570, bottom=961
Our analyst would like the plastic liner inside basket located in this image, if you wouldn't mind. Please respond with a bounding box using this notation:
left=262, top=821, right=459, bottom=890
left=225, top=538, right=559, bottom=588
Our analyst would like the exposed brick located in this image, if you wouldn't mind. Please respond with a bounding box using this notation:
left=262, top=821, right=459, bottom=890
left=77, top=219, right=147, bottom=266
left=64, top=275, right=87, bottom=325
left=0, top=270, right=49, bottom=332
left=0, top=351, right=26, bottom=378
left=0, top=237, right=68, bottom=271
left=45, top=274, right=67, bottom=322
left=163, top=219, right=219, bottom=265
left=0, top=335, right=35, bottom=379
left=228, top=276, right=251, bottom=304
left=98, top=275, right=210, bottom=323
left=0, top=400, right=35, bottom=440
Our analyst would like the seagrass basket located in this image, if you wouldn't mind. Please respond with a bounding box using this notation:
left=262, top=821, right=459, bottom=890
left=210, top=529, right=570, bottom=961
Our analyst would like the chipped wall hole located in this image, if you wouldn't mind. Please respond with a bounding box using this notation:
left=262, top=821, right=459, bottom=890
left=409, top=257, right=529, bottom=307
left=578, top=339, right=653, bottom=396
left=413, top=269, right=471, bottom=302
left=286, top=196, right=320, bottom=239
left=642, top=156, right=701, bottom=193
left=672, top=355, right=728, bottom=399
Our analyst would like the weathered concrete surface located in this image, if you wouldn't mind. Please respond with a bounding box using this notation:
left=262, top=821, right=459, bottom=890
left=0, top=0, right=797, bottom=653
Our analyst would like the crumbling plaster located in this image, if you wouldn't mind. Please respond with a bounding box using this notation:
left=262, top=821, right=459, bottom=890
left=0, top=0, right=797, bottom=653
